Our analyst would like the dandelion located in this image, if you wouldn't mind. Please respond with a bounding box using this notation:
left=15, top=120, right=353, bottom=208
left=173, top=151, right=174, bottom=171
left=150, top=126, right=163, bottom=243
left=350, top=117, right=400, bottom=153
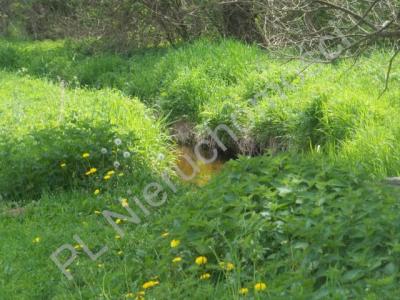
left=254, top=282, right=267, bottom=291
left=82, top=152, right=90, bottom=158
left=32, top=237, right=41, bottom=244
left=135, top=291, right=145, bottom=300
left=97, top=263, right=104, bottom=268
left=239, top=288, right=249, bottom=295
left=117, top=250, right=124, bottom=256
left=142, top=280, right=159, bottom=289
left=115, top=235, right=121, bottom=240
left=125, top=293, right=134, bottom=298
left=107, top=170, right=115, bottom=176
left=161, top=232, right=169, bottom=238
left=114, top=138, right=122, bottom=146
left=101, top=148, right=108, bottom=154
left=85, top=167, right=97, bottom=175
left=195, top=256, right=207, bottom=265
left=104, top=175, right=111, bottom=180
left=74, top=244, right=82, bottom=250
left=157, top=153, right=165, bottom=161
left=123, top=151, right=131, bottom=158
left=94, top=189, right=100, bottom=195
left=116, top=218, right=122, bottom=224
left=94, top=210, right=102, bottom=215
left=60, top=163, right=67, bottom=168
left=172, top=257, right=182, bottom=263
left=200, top=273, right=211, bottom=280
left=170, top=239, right=180, bottom=248
left=119, top=172, right=125, bottom=177
left=219, top=261, right=234, bottom=271
left=114, top=161, right=121, bottom=168
left=121, top=198, right=129, bottom=207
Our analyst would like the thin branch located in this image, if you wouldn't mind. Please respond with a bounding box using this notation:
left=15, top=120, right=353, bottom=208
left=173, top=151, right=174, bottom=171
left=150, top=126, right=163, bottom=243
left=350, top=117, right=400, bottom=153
left=379, top=47, right=400, bottom=97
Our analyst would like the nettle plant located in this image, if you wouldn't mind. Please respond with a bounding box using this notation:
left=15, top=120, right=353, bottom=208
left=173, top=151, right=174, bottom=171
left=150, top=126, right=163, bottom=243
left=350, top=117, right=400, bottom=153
left=157, top=153, right=400, bottom=298
left=0, top=118, right=139, bottom=201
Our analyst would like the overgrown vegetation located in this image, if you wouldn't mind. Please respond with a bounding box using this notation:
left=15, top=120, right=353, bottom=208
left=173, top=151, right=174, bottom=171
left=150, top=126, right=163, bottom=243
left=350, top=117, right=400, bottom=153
left=0, top=72, right=173, bottom=201
left=1, top=2, right=400, bottom=298
left=1, top=154, right=399, bottom=298
left=1, top=38, right=399, bottom=176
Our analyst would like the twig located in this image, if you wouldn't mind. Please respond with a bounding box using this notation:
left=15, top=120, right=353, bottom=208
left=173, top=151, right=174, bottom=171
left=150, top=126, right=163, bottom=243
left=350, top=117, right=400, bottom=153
left=379, top=47, right=400, bottom=98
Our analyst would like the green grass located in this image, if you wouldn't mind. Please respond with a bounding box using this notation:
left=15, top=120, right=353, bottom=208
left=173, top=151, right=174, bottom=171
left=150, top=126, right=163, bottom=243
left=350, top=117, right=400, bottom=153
left=1, top=38, right=399, bottom=178
left=1, top=154, right=399, bottom=299
left=1, top=38, right=400, bottom=299
left=0, top=71, right=173, bottom=200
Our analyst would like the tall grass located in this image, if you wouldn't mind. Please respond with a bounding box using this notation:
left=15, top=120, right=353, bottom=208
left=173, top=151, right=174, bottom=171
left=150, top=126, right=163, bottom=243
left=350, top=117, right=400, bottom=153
left=1, top=38, right=399, bottom=178
left=0, top=71, right=173, bottom=200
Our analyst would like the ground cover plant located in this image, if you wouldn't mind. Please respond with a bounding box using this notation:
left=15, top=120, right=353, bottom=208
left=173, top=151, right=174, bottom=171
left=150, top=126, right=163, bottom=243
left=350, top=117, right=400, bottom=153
left=1, top=30, right=400, bottom=300
left=1, top=154, right=399, bottom=299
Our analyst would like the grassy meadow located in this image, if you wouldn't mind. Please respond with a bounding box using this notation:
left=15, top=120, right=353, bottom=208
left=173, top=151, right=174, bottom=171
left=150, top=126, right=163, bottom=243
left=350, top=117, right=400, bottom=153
left=1, top=38, right=400, bottom=299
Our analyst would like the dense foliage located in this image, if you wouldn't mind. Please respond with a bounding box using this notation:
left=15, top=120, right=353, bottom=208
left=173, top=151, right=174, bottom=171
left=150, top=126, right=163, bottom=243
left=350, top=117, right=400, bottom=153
left=159, top=154, right=400, bottom=298
left=1, top=154, right=399, bottom=298
left=0, top=72, right=173, bottom=200
left=1, top=38, right=399, bottom=176
left=0, top=10, right=399, bottom=297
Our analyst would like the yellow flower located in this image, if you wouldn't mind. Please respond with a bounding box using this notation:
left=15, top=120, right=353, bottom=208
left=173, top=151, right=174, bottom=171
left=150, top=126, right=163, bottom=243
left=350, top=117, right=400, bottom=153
left=172, top=257, right=182, bottom=263
left=121, top=198, right=129, bottom=207
left=195, top=256, right=207, bottom=265
left=104, top=175, right=111, bottom=180
left=142, top=280, right=159, bottom=289
left=219, top=261, right=235, bottom=271
left=74, top=244, right=82, bottom=250
left=60, top=163, right=67, bottom=168
left=97, top=263, right=104, bottom=268
left=118, top=250, right=124, bottom=256
left=94, top=189, right=100, bottom=195
left=107, top=170, right=115, bottom=176
left=200, top=273, right=211, bottom=280
left=118, top=172, right=125, bottom=177
left=161, top=232, right=169, bottom=238
left=116, top=218, right=122, bottom=224
left=94, top=210, right=102, bottom=215
left=115, top=235, right=121, bottom=240
left=32, top=237, right=41, bottom=244
left=82, top=152, right=90, bottom=158
left=85, top=167, right=97, bottom=175
left=254, top=282, right=267, bottom=291
left=125, top=293, right=134, bottom=298
left=170, top=239, right=180, bottom=248
left=239, top=287, right=249, bottom=295
left=135, top=291, right=145, bottom=300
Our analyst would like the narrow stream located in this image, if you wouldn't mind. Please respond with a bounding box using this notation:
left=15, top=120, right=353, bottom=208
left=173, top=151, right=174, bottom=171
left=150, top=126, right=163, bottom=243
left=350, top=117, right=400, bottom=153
left=176, top=145, right=225, bottom=186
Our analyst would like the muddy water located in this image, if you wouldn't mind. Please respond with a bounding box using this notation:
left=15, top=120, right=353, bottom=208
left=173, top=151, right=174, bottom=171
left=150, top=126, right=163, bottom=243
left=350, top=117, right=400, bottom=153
left=176, top=146, right=225, bottom=185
